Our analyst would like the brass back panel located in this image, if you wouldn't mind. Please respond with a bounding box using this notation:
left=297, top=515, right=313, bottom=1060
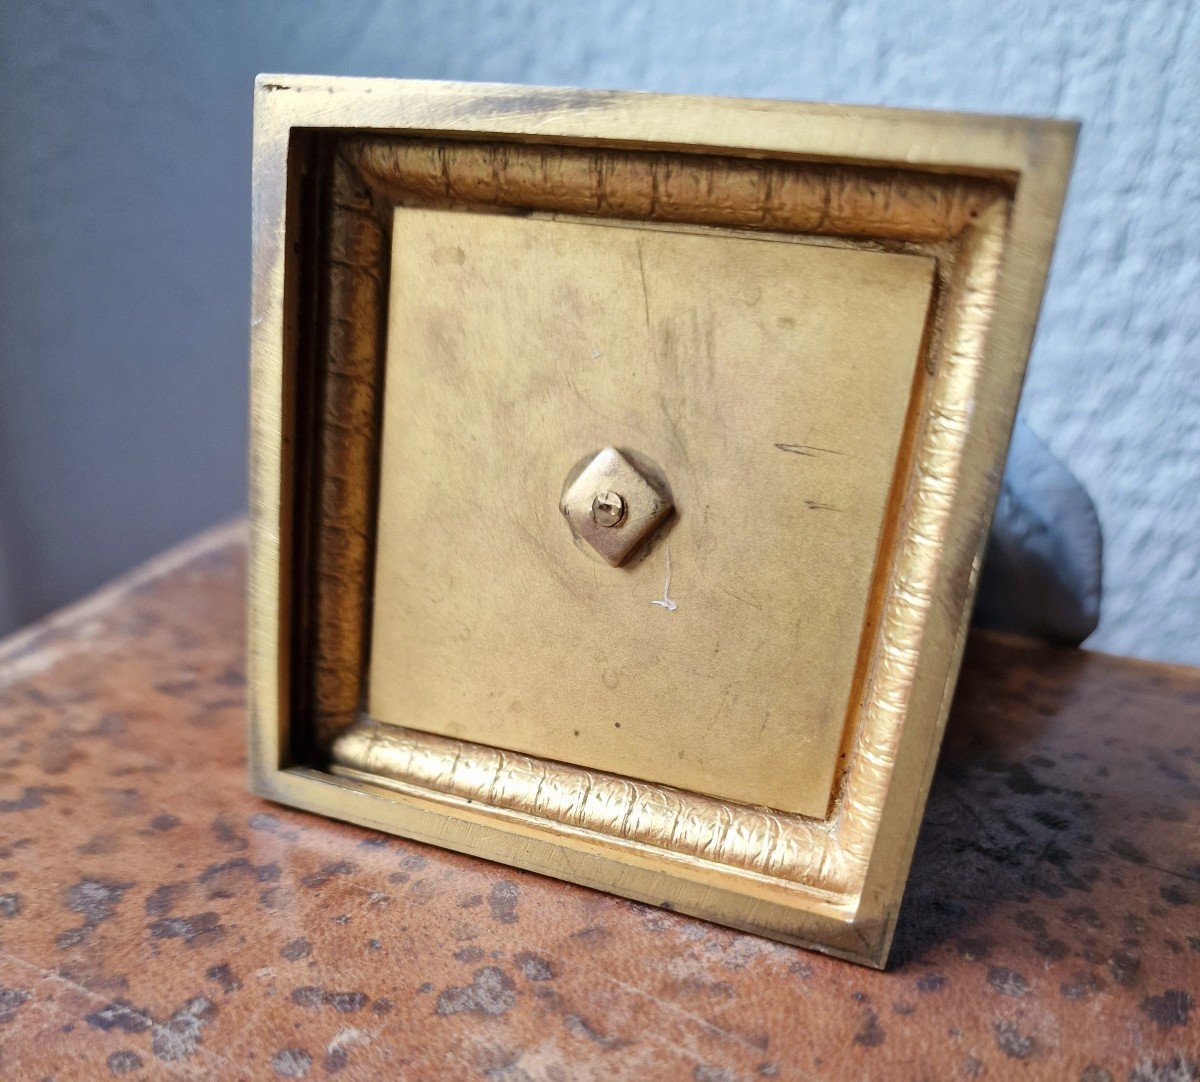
left=369, top=208, right=935, bottom=816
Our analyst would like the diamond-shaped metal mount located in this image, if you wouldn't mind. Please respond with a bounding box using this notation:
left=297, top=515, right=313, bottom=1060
left=560, top=447, right=672, bottom=567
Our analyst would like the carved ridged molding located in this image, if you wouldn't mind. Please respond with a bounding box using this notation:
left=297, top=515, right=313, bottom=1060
left=351, top=135, right=1003, bottom=242
left=834, top=199, right=1007, bottom=879
left=332, top=722, right=841, bottom=887
left=307, top=134, right=1011, bottom=898
left=307, top=154, right=387, bottom=748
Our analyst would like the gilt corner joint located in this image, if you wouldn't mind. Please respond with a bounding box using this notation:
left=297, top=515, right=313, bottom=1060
left=246, top=74, right=1077, bottom=967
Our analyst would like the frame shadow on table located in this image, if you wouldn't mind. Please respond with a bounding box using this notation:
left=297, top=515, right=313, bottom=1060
left=889, top=636, right=1105, bottom=968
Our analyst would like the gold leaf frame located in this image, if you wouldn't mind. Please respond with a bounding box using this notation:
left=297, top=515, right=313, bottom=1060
left=248, top=77, right=1075, bottom=966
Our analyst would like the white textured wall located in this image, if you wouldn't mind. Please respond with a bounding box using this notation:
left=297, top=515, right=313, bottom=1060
left=0, top=1, right=1197, bottom=661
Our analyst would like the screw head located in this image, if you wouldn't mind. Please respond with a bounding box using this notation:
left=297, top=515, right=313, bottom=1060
left=591, top=490, right=627, bottom=528
left=561, top=447, right=672, bottom=566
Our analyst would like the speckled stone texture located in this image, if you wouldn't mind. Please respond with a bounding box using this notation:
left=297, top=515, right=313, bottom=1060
left=0, top=525, right=1197, bottom=1080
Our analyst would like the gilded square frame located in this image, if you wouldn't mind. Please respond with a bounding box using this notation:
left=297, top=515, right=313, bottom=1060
left=247, top=75, right=1076, bottom=966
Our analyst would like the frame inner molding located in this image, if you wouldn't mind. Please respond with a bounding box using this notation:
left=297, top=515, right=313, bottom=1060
left=293, top=132, right=1012, bottom=902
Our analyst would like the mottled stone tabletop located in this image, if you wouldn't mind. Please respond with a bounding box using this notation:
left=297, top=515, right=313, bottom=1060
left=0, top=524, right=1197, bottom=1080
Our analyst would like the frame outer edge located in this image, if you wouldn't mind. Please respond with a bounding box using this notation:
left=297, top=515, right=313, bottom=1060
left=248, top=79, right=292, bottom=790
left=853, top=121, right=1079, bottom=964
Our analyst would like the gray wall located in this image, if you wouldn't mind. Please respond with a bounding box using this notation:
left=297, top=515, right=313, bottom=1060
left=1, top=1, right=1197, bottom=662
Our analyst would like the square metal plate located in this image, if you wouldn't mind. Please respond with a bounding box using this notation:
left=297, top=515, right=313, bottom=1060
left=370, top=208, right=935, bottom=817
left=247, top=75, right=1075, bottom=966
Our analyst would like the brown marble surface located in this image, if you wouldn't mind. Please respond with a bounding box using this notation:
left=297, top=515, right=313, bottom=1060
left=0, top=523, right=1197, bottom=1080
